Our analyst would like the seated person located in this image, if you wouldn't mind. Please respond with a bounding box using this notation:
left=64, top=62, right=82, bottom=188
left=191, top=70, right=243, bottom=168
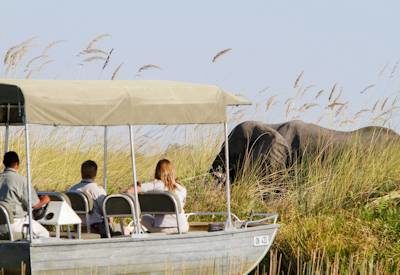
left=126, top=159, right=189, bottom=233
left=69, top=160, right=108, bottom=237
left=0, top=151, right=50, bottom=239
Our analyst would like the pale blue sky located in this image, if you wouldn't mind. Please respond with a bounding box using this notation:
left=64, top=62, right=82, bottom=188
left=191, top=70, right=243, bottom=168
left=1, top=0, right=400, bottom=132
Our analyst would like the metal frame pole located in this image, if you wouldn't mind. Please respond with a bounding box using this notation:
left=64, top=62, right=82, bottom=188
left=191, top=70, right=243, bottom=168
left=129, top=125, right=142, bottom=235
left=4, top=125, right=9, bottom=152
left=4, top=103, right=10, bottom=153
left=24, top=122, right=33, bottom=241
left=224, top=122, right=233, bottom=230
left=103, top=126, right=108, bottom=191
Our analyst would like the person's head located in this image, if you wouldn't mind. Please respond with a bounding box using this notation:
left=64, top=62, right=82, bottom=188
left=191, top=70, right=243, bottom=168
left=3, top=151, right=20, bottom=170
left=81, top=160, right=97, bottom=180
left=155, top=159, right=177, bottom=191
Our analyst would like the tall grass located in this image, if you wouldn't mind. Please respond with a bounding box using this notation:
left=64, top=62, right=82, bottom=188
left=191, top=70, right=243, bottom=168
left=1, top=35, right=400, bottom=274
left=3, top=126, right=399, bottom=274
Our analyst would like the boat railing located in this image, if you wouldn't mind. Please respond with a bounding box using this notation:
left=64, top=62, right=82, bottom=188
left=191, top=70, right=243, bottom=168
left=186, top=211, right=242, bottom=223
left=243, top=212, right=278, bottom=228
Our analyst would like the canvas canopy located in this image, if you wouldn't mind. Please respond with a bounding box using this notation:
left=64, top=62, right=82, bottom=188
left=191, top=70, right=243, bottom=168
left=0, top=79, right=250, bottom=126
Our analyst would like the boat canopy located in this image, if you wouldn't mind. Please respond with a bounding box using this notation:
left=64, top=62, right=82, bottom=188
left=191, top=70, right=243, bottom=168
left=0, top=79, right=250, bottom=126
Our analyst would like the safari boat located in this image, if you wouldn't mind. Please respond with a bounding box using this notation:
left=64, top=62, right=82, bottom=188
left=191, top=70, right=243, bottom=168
left=0, top=80, right=279, bottom=274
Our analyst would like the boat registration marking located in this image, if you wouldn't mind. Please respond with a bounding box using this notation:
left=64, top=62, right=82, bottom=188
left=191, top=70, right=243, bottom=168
left=254, top=235, right=270, bottom=246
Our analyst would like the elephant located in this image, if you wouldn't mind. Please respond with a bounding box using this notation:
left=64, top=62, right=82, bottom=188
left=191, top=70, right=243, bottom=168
left=211, top=120, right=400, bottom=183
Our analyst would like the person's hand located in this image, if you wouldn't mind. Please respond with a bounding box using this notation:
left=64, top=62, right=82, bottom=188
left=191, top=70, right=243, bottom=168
left=33, top=195, right=50, bottom=209
left=122, top=182, right=142, bottom=194
left=123, top=186, right=135, bottom=195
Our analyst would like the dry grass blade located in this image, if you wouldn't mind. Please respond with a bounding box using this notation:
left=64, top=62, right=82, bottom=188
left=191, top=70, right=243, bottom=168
left=102, top=48, right=114, bottom=70
left=371, top=100, right=379, bottom=113
left=315, top=89, right=324, bottom=99
left=86, top=33, right=111, bottom=50
left=285, top=102, right=293, bottom=118
left=25, top=60, right=54, bottom=79
left=372, top=109, right=393, bottom=121
left=380, top=97, right=389, bottom=111
left=4, top=37, right=37, bottom=74
left=353, top=109, right=370, bottom=120
left=212, top=48, right=232, bottom=63
left=137, top=64, right=162, bottom=73
left=360, top=84, right=375, bottom=94
left=390, top=60, right=399, bottom=78
left=293, top=71, right=304, bottom=88
left=257, top=86, right=269, bottom=94
left=265, top=95, right=277, bottom=111
left=333, top=88, right=343, bottom=103
left=378, top=62, right=389, bottom=76
left=328, top=83, right=338, bottom=102
left=25, top=54, right=48, bottom=69
left=301, top=85, right=315, bottom=97
left=392, top=96, right=398, bottom=106
left=42, top=40, right=66, bottom=55
left=83, top=56, right=106, bottom=63
left=299, top=103, right=319, bottom=112
left=326, top=101, right=346, bottom=110
left=339, top=119, right=354, bottom=126
left=78, top=48, right=108, bottom=56
left=111, top=62, right=124, bottom=80
left=284, top=97, right=294, bottom=105
left=3, top=36, right=37, bottom=65
left=335, top=103, right=348, bottom=117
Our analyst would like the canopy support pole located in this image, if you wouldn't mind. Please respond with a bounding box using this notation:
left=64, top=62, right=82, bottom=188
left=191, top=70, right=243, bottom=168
left=4, top=103, right=10, bottom=153
left=129, top=125, right=142, bottom=235
left=103, top=126, right=108, bottom=191
left=24, top=122, right=33, bottom=242
left=4, top=125, right=9, bottom=153
left=224, top=122, right=233, bottom=230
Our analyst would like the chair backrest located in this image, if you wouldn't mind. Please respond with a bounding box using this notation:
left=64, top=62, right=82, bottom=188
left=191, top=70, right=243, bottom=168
left=0, top=202, right=13, bottom=241
left=102, top=194, right=137, bottom=238
left=138, top=192, right=182, bottom=214
left=103, top=194, right=136, bottom=217
left=65, top=191, right=93, bottom=214
left=38, top=191, right=71, bottom=206
left=138, top=192, right=183, bottom=234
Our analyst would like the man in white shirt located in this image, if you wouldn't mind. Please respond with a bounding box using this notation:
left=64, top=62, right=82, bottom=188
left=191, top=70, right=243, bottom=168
left=69, top=160, right=107, bottom=237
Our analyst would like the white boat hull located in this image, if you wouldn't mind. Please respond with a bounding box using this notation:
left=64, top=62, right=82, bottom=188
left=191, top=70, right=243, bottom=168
left=0, top=224, right=278, bottom=274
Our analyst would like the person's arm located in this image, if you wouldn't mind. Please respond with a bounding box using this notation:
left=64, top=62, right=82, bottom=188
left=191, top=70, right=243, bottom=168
left=124, top=182, right=142, bottom=195
left=33, top=195, right=50, bottom=209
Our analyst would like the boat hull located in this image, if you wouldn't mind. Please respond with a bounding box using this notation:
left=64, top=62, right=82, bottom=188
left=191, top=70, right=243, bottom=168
left=0, top=224, right=278, bottom=274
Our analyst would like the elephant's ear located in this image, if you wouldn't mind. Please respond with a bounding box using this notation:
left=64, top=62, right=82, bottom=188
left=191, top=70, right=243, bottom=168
left=250, top=129, right=290, bottom=171
left=268, top=132, right=291, bottom=170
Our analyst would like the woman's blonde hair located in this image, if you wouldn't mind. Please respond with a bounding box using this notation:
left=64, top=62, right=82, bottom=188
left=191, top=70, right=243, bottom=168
left=155, top=159, right=177, bottom=191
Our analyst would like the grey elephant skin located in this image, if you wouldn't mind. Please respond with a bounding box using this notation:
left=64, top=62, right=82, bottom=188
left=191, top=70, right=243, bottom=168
left=211, top=120, right=400, bottom=182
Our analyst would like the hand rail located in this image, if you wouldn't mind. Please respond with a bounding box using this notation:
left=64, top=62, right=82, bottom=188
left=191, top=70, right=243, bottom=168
left=185, top=211, right=242, bottom=223
left=243, top=212, right=278, bottom=228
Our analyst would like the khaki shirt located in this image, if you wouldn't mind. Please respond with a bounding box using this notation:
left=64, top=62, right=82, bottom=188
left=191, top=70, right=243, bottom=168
left=0, top=168, right=39, bottom=219
left=69, top=179, right=106, bottom=225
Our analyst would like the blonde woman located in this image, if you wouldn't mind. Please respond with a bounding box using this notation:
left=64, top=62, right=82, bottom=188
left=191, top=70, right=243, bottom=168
left=126, top=159, right=189, bottom=233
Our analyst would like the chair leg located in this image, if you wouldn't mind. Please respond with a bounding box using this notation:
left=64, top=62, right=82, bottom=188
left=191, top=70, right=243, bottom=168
left=119, top=220, right=124, bottom=235
left=104, top=217, right=111, bottom=238
left=86, top=214, right=91, bottom=233
left=77, top=224, right=82, bottom=239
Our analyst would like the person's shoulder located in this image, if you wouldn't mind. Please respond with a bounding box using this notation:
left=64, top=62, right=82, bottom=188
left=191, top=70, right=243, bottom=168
left=141, top=179, right=164, bottom=192
left=175, top=183, right=186, bottom=191
left=68, top=182, right=83, bottom=191
left=10, top=172, right=27, bottom=184
left=88, top=182, right=106, bottom=194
